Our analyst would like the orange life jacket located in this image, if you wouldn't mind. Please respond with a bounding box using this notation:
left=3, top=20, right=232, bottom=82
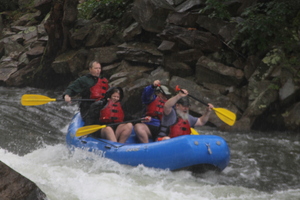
left=145, top=96, right=167, bottom=120
left=99, top=101, right=124, bottom=123
left=90, top=78, right=109, bottom=100
left=169, top=117, right=191, bottom=138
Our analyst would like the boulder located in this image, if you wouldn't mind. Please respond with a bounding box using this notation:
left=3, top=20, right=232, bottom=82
left=163, top=49, right=203, bottom=66
left=51, top=49, right=88, bottom=76
left=0, top=161, right=46, bottom=200
left=175, top=0, right=204, bottom=13
left=132, top=0, right=173, bottom=33
left=123, top=22, right=142, bottom=42
left=195, top=56, right=244, bottom=86
left=5, top=57, right=41, bottom=87
left=163, top=58, right=193, bottom=77
left=283, top=102, right=300, bottom=132
left=196, top=15, right=228, bottom=36
left=85, top=20, right=116, bottom=48
left=116, top=42, right=163, bottom=65
left=89, top=45, right=120, bottom=64
left=167, top=12, right=199, bottom=28
left=0, top=60, right=18, bottom=82
left=159, top=25, right=222, bottom=52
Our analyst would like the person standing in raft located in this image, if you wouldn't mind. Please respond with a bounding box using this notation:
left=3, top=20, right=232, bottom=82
left=134, top=80, right=171, bottom=143
left=88, top=87, right=133, bottom=143
left=63, top=61, right=109, bottom=124
left=157, top=88, right=214, bottom=141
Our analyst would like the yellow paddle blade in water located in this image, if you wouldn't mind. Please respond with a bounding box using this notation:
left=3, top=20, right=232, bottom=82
left=21, top=94, right=56, bottom=106
left=75, top=125, right=107, bottom=137
left=213, top=107, right=236, bottom=126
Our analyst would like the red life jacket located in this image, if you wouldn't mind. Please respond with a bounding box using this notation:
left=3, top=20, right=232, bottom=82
left=145, top=96, right=167, bottom=120
left=169, top=117, right=191, bottom=138
left=99, top=101, right=124, bottom=123
left=90, top=78, right=109, bottom=100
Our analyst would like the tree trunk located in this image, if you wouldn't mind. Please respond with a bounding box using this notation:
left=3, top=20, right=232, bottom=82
left=34, top=0, right=78, bottom=88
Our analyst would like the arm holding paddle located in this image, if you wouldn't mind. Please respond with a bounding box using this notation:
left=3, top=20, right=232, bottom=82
left=64, top=94, right=71, bottom=102
left=163, top=88, right=188, bottom=116
left=157, top=88, right=216, bottom=141
left=175, top=85, right=236, bottom=126
left=195, top=103, right=214, bottom=126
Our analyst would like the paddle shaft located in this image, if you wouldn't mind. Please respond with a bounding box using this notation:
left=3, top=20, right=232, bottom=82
left=187, top=94, right=208, bottom=107
left=178, top=89, right=209, bottom=107
left=58, top=99, right=95, bottom=102
left=176, top=86, right=236, bottom=126
left=36, top=99, right=96, bottom=102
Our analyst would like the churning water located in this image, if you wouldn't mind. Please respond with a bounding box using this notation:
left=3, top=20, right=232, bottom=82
left=1, top=86, right=299, bottom=200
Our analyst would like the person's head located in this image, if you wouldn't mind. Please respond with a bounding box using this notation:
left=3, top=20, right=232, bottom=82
left=105, top=87, right=124, bottom=102
left=155, top=85, right=171, bottom=99
left=175, top=97, right=190, bottom=120
left=89, top=61, right=101, bottom=77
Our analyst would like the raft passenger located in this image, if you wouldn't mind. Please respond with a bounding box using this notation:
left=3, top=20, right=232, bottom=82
left=134, top=80, right=171, bottom=143
left=88, top=87, right=133, bottom=143
left=157, top=89, right=214, bottom=141
left=63, top=61, right=109, bottom=124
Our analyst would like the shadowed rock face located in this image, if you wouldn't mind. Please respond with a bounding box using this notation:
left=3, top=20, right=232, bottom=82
left=0, top=161, right=47, bottom=200
left=0, top=0, right=299, bottom=133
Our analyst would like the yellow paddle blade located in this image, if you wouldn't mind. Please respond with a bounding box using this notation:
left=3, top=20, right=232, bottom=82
left=190, top=128, right=200, bottom=135
left=213, top=107, right=236, bottom=126
left=21, top=94, right=56, bottom=106
left=75, top=125, right=107, bottom=137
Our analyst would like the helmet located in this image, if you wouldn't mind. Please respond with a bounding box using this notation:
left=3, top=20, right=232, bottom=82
left=177, top=97, right=190, bottom=106
left=156, top=85, right=171, bottom=95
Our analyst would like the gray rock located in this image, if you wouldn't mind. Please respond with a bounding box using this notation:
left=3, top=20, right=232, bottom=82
left=117, top=42, right=163, bottom=65
left=195, top=56, right=244, bottom=86
left=0, top=161, right=47, bottom=200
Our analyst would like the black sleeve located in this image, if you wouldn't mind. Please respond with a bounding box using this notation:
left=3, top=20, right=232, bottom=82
left=85, top=99, right=106, bottom=125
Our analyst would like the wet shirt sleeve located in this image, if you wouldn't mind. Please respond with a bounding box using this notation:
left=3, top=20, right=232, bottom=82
left=188, top=115, right=198, bottom=127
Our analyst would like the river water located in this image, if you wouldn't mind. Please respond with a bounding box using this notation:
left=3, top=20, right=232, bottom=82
left=0, top=86, right=299, bottom=200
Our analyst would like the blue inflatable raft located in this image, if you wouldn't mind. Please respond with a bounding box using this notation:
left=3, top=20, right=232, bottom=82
left=66, top=113, right=230, bottom=173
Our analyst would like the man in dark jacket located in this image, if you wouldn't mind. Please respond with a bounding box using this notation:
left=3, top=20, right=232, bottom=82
left=63, top=61, right=109, bottom=124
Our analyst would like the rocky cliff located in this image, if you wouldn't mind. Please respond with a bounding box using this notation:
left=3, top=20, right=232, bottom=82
left=0, top=0, right=299, bottom=132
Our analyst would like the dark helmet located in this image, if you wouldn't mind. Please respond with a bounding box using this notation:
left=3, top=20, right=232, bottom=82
left=177, top=96, right=190, bottom=106
left=105, top=87, right=124, bottom=101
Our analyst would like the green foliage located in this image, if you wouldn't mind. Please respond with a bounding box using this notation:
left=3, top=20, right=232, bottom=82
left=268, top=81, right=280, bottom=91
left=262, top=49, right=282, bottom=66
left=232, top=1, right=300, bottom=54
left=199, top=1, right=300, bottom=55
left=78, top=0, right=131, bottom=20
left=199, top=0, right=231, bottom=20
left=0, top=0, right=18, bottom=11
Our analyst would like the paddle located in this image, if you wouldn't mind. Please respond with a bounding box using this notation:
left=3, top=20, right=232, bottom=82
left=75, top=118, right=147, bottom=137
left=175, top=85, right=236, bottom=126
left=21, top=94, right=95, bottom=106
left=190, top=128, right=200, bottom=135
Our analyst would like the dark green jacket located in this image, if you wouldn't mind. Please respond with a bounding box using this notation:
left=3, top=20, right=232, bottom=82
left=63, top=74, right=98, bottom=99
left=63, top=74, right=101, bottom=120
